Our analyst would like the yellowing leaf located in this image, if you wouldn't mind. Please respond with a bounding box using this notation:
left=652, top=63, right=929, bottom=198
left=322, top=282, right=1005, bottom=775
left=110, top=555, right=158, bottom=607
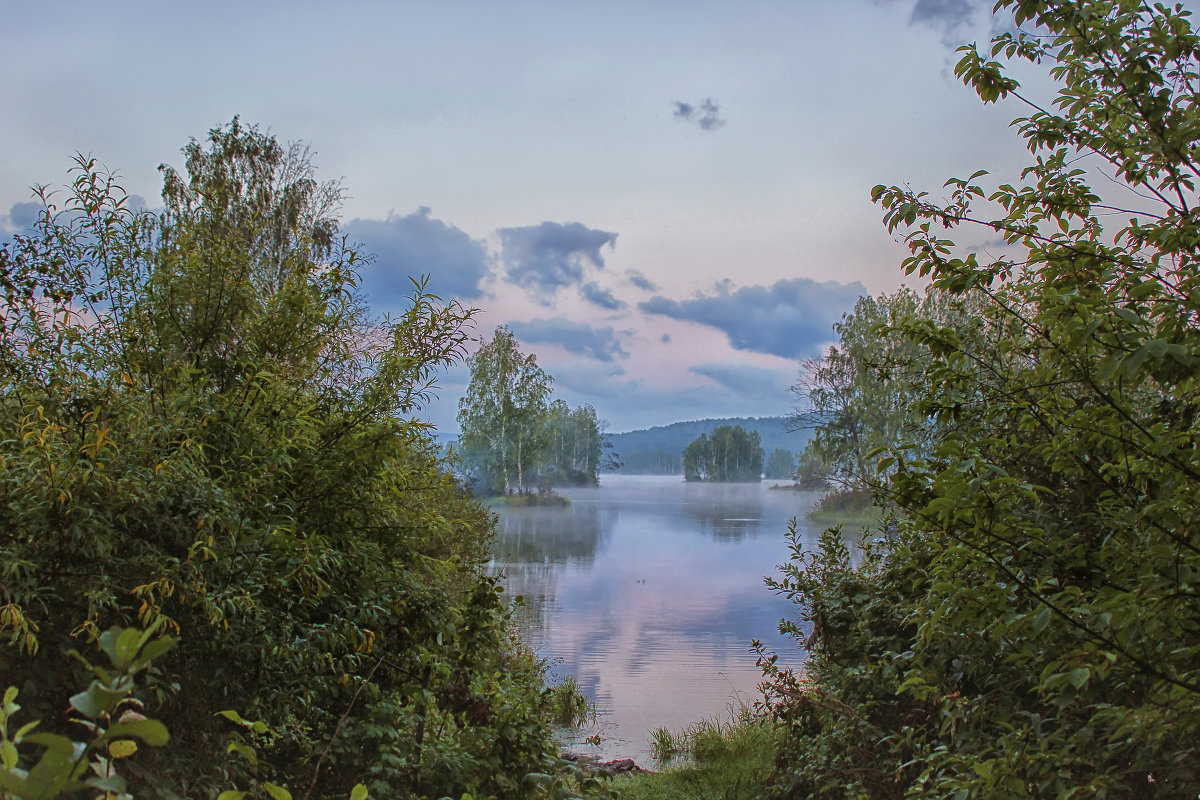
left=108, top=739, right=138, bottom=758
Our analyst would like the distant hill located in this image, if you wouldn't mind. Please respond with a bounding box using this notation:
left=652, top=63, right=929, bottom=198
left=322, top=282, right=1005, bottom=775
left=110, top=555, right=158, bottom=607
left=608, top=416, right=812, bottom=475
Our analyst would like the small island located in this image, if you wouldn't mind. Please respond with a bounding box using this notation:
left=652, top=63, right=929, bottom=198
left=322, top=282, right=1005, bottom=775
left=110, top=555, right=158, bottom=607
left=682, top=424, right=763, bottom=482
left=455, top=327, right=618, bottom=502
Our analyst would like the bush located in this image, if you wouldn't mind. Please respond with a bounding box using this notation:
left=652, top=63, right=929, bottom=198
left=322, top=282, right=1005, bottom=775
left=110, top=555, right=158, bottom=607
left=0, top=121, right=564, bottom=799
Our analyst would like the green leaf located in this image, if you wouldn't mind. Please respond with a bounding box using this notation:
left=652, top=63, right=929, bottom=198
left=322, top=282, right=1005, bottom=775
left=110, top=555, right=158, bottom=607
left=69, top=689, right=100, bottom=719
left=1, top=740, right=18, bottom=770
left=217, top=792, right=247, bottom=800
left=261, top=781, right=292, bottom=800
left=227, top=741, right=258, bottom=765
left=349, top=783, right=368, bottom=800
left=102, top=718, right=169, bottom=747
left=1032, top=606, right=1052, bottom=632
left=1068, top=667, right=1090, bottom=690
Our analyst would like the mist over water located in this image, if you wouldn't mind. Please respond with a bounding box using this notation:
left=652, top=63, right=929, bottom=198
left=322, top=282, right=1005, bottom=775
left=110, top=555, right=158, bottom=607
left=489, top=475, right=829, bottom=763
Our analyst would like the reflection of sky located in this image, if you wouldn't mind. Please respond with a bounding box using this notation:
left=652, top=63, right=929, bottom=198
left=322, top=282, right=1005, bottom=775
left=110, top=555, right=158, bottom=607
left=491, top=475, right=827, bottom=762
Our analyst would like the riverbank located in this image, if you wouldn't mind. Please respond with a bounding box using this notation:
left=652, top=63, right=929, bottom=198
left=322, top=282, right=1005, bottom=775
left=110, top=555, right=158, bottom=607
left=612, top=707, right=780, bottom=800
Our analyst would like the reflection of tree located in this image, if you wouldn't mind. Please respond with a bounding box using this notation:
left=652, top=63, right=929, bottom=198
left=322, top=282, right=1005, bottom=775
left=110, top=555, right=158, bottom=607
left=679, top=483, right=764, bottom=542
left=488, top=503, right=615, bottom=643
left=492, top=504, right=611, bottom=566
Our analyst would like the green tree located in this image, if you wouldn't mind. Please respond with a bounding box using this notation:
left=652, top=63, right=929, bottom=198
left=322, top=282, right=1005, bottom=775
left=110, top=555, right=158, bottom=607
left=764, top=449, right=796, bottom=480
left=457, top=327, right=553, bottom=495
left=765, top=2, right=1200, bottom=797
left=542, top=401, right=606, bottom=486
left=683, top=425, right=762, bottom=482
left=0, top=121, right=565, bottom=799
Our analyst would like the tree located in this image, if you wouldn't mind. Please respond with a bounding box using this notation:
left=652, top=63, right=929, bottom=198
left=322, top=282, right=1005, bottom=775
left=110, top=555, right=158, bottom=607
left=0, top=121, right=565, bottom=799
left=765, top=2, right=1200, bottom=797
left=764, top=448, right=796, bottom=480
left=542, top=401, right=607, bottom=486
left=683, top=425, right=762, bottom=482
left=457, top=327, right=553, bottom=495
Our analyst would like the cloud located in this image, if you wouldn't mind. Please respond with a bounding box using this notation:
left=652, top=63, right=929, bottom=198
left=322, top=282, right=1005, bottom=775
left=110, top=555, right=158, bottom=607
left=627, top=269, right=659, bottom=291
left=639, top=277, right=866, bottom=360
left=581, top=282, right=624, bottom=310
left=909, top=0, right=975, bottom=31
left=507, top=317, right=629, bottom=362
left=661, top=334, right=671, bottom=343
left=689, top=361, right=793, bottom=398
left=3, top=201, right=41, bottom=234
left=499, top=221, right=618, bottom=300
left=672, top=98, right=725, bottom=132
left=344, top=208, right=491, bottom=305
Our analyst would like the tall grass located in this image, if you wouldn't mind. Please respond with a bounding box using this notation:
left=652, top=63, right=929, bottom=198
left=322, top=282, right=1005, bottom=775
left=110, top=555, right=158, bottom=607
left=618, top=704, right=781, bottom=800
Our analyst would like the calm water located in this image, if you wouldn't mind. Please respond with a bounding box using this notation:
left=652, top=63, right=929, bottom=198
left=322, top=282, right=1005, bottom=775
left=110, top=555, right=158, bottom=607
left=489, top=474, right=827, bottom=763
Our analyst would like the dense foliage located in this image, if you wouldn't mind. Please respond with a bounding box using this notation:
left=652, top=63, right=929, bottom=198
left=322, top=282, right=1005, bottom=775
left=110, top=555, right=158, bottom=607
left=765, top=1, right=1200, bottom=797
left=457, top=328, right=612, bottom=495
left=0, top=121, right=572, bottom=799
left=763, top=449, right=797, bottom=480
left=682, top=425, right=763, bottom=482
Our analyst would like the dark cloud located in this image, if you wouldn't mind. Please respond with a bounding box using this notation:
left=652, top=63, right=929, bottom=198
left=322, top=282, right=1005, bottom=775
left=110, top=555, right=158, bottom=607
left=639, top=277, right=866, bottom=360
left=627, top=269, right=659, bottom=291
left=673, top=97, right=725, bottom=132
left=581, top=282, right=624, bottom=310
left=8, top=201, right=41, bottom=231
left=507, top=317, right=628, bottom=362
left=345, top=208, right=490, bottom=305
left=880, top=0, right=978, bottom=41
left=499, top=221, right=618, bottom=300
left=689, top=361, right=793, bottom=398
left=909, top=0, right=975, bottom=30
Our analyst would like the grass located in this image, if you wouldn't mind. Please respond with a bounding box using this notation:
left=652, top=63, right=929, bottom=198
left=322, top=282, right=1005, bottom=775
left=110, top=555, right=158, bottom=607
left=805, top=488, right=883, bottom=535
left=484, top=491, right=571, bottom=508
left=615, top=705, right=781, bottom=800
left=543, top=675, right=593, bottom=728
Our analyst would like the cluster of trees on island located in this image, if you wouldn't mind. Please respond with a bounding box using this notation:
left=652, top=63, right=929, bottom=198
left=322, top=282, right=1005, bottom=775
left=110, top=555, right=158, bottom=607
left=456, top=327, right=616, bottom=497
left=680, top=425, right=798, bottom=483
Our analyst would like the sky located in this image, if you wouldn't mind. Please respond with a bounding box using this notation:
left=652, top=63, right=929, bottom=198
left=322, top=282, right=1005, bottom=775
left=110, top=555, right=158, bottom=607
left=1, top=0, right=1045, bottom=434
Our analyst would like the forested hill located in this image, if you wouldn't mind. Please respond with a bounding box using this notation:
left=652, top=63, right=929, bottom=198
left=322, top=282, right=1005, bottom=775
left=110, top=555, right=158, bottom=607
left=609, top=416, right=812, bottom=474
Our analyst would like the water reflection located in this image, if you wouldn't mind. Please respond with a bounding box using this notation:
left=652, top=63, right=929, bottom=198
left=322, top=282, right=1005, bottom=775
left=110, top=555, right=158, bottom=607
left=491, top=504, right=615, bottom=646
left=489, top=475, right=826, bottom=763
left=679, top=481, right=768, bottom=541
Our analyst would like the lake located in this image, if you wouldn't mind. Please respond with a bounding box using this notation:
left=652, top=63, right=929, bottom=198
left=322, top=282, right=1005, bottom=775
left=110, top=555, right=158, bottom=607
left=489, top=474, right=828, bottom=764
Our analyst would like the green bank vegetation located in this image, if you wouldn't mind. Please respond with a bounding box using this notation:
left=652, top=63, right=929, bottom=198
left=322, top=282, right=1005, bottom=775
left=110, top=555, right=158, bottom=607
left=761, top=1, right=1200, bottom=797
left=615, top=706, right=780, bottom=800
left=639, top=1, right=1200, bottom=798
left=0, top=121, right=600, bottom=800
